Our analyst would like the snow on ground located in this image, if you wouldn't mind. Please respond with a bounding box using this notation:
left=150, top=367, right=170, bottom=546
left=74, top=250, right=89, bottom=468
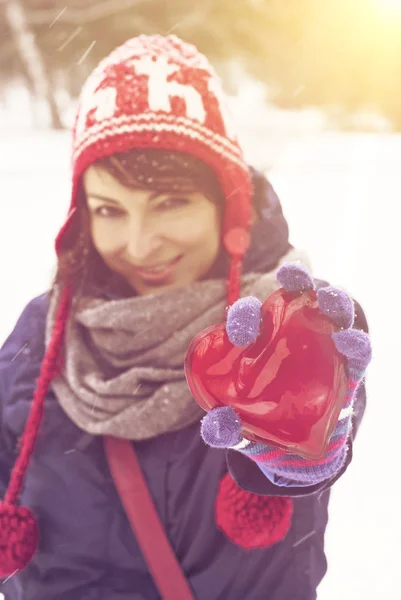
left=0, top=123, right=399, bottom=599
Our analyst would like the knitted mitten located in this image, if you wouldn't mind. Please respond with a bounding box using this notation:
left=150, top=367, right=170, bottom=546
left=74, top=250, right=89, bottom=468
left=201, top=264, right=372, bottom=486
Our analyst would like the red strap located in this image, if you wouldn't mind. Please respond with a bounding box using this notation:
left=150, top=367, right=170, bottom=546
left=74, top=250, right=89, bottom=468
left=103, top=436, right=196, bottom=600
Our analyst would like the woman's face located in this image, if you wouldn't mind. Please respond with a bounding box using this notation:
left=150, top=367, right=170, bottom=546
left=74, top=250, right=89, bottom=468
left=83, top=165, right=221, bottom=295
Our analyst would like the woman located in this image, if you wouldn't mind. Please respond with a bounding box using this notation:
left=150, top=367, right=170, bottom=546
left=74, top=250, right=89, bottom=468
left=0, top=35, right=370, bottom=600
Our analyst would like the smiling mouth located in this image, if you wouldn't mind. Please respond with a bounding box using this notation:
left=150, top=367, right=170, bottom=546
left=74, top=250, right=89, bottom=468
left=132, top=255, right=183, bottom=283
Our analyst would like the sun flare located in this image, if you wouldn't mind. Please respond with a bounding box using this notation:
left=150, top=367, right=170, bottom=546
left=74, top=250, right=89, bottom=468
left=374, top=0, right=401, bottom=10
left=367, top=0, right=401, bottom=23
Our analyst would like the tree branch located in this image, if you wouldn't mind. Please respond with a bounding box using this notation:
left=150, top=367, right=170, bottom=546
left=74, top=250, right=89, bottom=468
left=5, top=0, right=150, bottom=25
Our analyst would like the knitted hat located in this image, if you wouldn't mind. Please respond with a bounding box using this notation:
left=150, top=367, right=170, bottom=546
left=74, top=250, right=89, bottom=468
left=0, top=35, right=252, bottom=576
left=58, top=34, right=252, bottom=290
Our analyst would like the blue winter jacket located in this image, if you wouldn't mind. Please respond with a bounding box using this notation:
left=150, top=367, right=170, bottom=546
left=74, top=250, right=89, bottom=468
left=0, top=170, right=368, bottom=600
left=0, top=290, right=367, bottom=600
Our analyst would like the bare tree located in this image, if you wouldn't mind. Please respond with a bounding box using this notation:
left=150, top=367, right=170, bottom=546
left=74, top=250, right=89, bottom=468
left=4, top=0, right=63, bottom=128
left=22, top=0, right=149, bottom=25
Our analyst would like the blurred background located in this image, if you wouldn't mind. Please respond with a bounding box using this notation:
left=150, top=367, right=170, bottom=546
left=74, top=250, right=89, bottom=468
left=0, top=1, right=399, bottom=599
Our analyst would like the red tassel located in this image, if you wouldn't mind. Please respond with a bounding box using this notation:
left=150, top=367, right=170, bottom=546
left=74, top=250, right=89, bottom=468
left=216, top=473, right=293, bottom=550
left=0, top=287, right=70, bottom=577
left=0, top=503, right=39, bottom=577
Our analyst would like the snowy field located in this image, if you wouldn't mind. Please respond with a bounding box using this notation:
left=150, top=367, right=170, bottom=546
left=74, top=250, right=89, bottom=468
left=0, top=123, right=399, bottom=599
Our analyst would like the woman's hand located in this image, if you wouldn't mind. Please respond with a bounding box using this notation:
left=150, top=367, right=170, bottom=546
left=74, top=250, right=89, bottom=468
left=199, top=263, right=372, bottom=486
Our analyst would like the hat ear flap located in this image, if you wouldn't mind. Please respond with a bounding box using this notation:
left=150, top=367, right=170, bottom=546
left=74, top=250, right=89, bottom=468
left=56, top=184, right=88, bottom=256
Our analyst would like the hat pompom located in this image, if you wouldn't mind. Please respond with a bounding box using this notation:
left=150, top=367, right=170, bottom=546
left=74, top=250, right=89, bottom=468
left=0, top=503, right=39, bottom=577
left=216, top=473, right=293, bottom=549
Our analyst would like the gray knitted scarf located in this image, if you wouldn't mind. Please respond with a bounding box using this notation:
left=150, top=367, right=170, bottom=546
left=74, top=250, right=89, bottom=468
left=47, top=248, right=307, bottom=440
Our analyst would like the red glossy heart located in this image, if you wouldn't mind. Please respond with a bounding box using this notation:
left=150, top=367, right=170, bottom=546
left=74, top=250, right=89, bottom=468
left=185, top=288, right=348, bottom=460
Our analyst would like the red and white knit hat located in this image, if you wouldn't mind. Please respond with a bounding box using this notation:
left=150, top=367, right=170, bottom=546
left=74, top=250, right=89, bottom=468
left=0, top=34, right=252, bottom=577
left=58, top=34, right=252, bottom=287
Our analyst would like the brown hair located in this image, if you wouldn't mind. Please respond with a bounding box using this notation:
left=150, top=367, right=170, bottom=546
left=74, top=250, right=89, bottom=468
left=53, top=148, right=225, bottom=301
